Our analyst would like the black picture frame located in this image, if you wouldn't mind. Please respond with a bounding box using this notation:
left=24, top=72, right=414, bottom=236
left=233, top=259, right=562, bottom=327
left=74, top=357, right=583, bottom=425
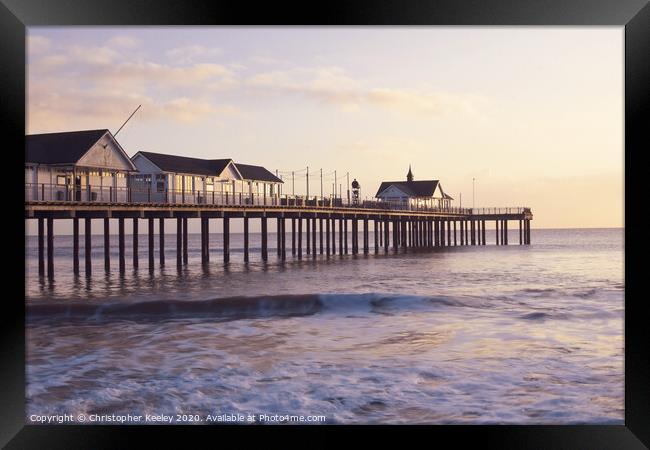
left=2, top=0, right=648, bottom=447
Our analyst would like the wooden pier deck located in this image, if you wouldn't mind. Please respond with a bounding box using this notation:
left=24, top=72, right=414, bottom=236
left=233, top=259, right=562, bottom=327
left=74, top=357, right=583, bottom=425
left=25, top=198, right=533, bottom=278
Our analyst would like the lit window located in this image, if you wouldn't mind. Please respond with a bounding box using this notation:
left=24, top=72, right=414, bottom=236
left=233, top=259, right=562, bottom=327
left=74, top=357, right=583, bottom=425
left=56, top=175, right=67, bottom=186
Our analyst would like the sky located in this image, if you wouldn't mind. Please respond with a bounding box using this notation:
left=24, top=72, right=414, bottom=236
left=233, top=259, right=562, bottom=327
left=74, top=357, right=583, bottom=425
left=26, top=26, right=623, bottom=233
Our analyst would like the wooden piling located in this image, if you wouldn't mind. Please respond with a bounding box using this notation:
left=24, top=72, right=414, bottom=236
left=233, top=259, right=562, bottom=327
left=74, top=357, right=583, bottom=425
left=495, top=220, right=500, bottom=245
left=312, top=216, right=317, bottom=258
left=277, top=218, right=282, bottom=257
left=297, top=218, right=302, bottom=259
left=261, top=217, right=268, bottom=261
left=481, top=219, right=485, bottom=245
left=159, top=218, right=166, bottom=266
left=148, top=218, right=154, bottom=269
left=331, top=218, right=336, bottom=254
left=182, top=218, right=188, bottom=264
left=176, top=218, right=182, bottom=267
left=281, top=217, right=286, bottom=261
left=374, top=220, right=379, bottom=253
left=244, top=217, right=250, bottom=262
left=339, top=218, right=343, bottom=255
left=46, top=217, right=54, bottom=278
left=344, top=219, right=349, bottom=254
left=326, top=217, right=330, bottom=257
left=319, top=218, right=324, bottom=255
left=291, top=218, right=296, bottom=256
left=118, top=217, right=125, bottom=272
left=85, top=218, right=91, bottom=275
left=38, top=218, right=45, bottom=276
left=73, top=218, right=79, bottom=274
left=504, top=220, right=508, bottom=245
left=383, top=219, right=389, bottom=251
left=224, top=216, right=230, bottom=263
left=306, top=218, right=311, bottom=255
left=133, top=218, right=139, bottom=268
left=104, top=217, right=110, bottom=271
left=361, top=219, right=366, bottom=254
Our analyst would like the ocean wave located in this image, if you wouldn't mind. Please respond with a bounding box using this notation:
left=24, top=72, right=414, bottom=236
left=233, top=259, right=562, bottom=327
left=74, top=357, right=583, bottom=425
left=26, top=292, right=474, bottom=323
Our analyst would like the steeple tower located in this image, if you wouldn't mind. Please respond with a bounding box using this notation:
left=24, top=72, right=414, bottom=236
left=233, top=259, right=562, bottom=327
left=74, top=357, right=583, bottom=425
left=406, top=165, right=414, bottom=182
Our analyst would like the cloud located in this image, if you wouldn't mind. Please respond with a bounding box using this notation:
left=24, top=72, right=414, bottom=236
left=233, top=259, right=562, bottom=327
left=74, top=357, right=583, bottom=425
left=166, top=45, right=222, bottom=64
left=106, top=35, right=140, bottom=49
left=247, top=66, right=484, bottom=116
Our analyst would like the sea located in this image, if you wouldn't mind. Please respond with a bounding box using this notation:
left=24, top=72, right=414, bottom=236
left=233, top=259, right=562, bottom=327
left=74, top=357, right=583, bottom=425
left=24, top=227, right=624, bottom=424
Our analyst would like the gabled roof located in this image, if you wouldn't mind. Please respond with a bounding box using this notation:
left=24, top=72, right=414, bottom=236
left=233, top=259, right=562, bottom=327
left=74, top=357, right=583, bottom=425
left=136, top=151, right=233, bottom=177
left=26, top=129, right=110, bottom=165
left=235, top=163, right=283, bottom=183
left=375, top=180, right=441, bottom=198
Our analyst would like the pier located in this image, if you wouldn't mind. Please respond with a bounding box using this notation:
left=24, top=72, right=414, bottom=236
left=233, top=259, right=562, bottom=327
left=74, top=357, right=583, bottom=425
left=26, top=186, right=532, bottom=278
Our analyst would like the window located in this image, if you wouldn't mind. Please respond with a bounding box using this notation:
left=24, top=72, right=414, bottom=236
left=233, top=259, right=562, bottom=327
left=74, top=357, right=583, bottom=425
left=156, top=174, right=166, bottom=192
left=56, top=175, right=67, bottom=186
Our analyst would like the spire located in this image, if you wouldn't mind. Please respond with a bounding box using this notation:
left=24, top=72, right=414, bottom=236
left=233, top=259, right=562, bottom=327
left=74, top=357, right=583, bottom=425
left=406, top=165, right=414, bottom=182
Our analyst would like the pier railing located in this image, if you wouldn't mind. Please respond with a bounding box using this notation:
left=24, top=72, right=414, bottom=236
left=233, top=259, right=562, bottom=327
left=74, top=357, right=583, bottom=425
left=25, top=183, right=530, bottom=215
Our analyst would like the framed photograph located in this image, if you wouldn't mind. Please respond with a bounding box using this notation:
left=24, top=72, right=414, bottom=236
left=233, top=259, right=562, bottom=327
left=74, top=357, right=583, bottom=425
left=3, top=0, right=648, bottom=447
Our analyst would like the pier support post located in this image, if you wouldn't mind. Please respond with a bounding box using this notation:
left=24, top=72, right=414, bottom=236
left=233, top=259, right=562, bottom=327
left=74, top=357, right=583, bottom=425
left=453, top=221, right=457, bottom=246
left=383, top=219, right=389, bottom=252
left=85, top=218, right=92, bottom=275
left=351, top=220, right=357, bottom=254
left=46, top=217, right=54, bottom=278
left=460, top=220, right=464, bottom=245
left=177, top=218, right=182, bottom=267
left=277, top=218, right=282, bottom=257
left=495, top=220, right=500, bottom=245
left=118, top=217, right=125, bottom=273
left=159, top=218, right=166, bottom=266
left=224, top=216, right=230, bottom=263
left=319, top=218, right=324, bottom=255
left=306, top=218, right=310, bottom=255
left=481, top=220, right=485, bottom=245
left=374, top=220, right=379, bottom=253
left=433, top=220, right=438, bottom=247
left=200, top=218, right=206, bottom=264
left=38, top=218, right=45, bottom=276
left=339, top=218, right=344, bottom=255
left=133, top=218, right=139, bottom=268
left=331, top=218, right=336, bottom=254
left=292, top=218, right=296, bottom=256
left=402, top=220, right=408, bottom=249
left=440, top=220, right=445, bottom=247
left=378, top=221, right=383, bottom=246
left=392, top=219, right=398, bottom=251
left=261, top=217, right=268, bottom=261
left=504, top=220, right=508, bottom=245
left=73, top=218, right=79, bottom=275
left=363, top=219, right=369, bottom=254
left=519, top=219, right=523, bottom=245
left=344, top=219, right=349, bottom=254
left=281, top=217, right=286, bottom=261
left=104, top=217, right=110, bottom=271
left=312, top=216, right=317, bottom=258
left=297, top=218, right=302, bottom=259
left=244, top=217, right=250, bottom=262
left=148, top=218, right=154, bottom=269
left=182, top=218, right=188, bottom=264
left=446, top=220, right=451, bottom=247
left=326, top=217, right=330, bottom=257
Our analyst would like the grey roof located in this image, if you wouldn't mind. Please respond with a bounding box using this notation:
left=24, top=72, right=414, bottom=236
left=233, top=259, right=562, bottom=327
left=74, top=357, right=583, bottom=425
left=137, top=151, right=233, bottom=177
left=136, top=151, right=283, bottom=183
left=235, top=163, right=283, bottom=183
left=26, top=129, right=109, bottom=164
left=375, top=180, right=441, bottom=198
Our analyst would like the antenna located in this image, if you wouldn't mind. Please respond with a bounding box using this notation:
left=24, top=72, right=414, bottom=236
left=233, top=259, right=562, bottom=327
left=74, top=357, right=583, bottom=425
left=114, top=104, right=141, bottom=137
